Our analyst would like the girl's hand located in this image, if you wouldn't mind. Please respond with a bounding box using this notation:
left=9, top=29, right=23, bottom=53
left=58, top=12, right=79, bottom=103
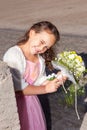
left=44, top=78, right=62, bottom=93
left=57, top=71, right=67, bottom=83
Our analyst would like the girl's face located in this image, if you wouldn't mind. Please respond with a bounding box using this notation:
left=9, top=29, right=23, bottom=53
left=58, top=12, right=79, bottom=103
left=28, top=30, right=56, bottom=55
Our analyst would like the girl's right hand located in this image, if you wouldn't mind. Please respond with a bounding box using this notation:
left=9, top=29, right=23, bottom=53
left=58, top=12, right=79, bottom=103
left=44, top=78, right=62, bottom=93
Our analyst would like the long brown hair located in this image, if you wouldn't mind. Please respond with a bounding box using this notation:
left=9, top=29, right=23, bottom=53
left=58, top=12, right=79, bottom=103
left=17, top=21, right=60, bottom=70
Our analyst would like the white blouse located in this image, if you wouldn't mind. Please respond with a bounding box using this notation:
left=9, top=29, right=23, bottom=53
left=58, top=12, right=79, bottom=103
left=3, top=45, right=47, bottom=91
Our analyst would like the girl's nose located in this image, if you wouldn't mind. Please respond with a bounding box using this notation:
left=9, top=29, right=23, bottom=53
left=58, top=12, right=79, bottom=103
left=40, top=45, right=44, bottom=50
left=40, top=45, right=47, bottom=52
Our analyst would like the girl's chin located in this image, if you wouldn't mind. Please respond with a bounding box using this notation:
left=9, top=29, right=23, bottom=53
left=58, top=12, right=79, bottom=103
left=32, top=51, right=39, bottom=55
left=32, top=49, right=42, bottom=54
left=32, top=50, right=43, bottom=55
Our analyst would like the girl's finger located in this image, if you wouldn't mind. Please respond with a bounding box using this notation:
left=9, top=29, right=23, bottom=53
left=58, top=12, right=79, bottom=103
left=53, top=78, right=60, bottom=83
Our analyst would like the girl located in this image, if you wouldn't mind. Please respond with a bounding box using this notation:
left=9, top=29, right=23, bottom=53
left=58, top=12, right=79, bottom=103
left=3, top=21, right=66, bottom=130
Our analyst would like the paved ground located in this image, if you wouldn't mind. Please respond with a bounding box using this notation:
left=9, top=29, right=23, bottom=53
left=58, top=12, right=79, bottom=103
left=0, top=28, right=87, bottom=130
left=0, top=0, right=87, bottom=36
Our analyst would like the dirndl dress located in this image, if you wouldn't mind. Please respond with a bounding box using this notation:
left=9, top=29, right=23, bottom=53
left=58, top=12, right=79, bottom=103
left=16, top=60, right=47, bottom=130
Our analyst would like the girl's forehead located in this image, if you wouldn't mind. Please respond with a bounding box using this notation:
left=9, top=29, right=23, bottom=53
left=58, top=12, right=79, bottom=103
left=37, top=31, right=54, bottom=38
left=41, top=31, right=55, bottom=41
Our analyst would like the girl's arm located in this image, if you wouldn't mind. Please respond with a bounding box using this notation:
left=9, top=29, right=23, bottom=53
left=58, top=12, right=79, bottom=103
left=16, top=78, right=62, bottom=95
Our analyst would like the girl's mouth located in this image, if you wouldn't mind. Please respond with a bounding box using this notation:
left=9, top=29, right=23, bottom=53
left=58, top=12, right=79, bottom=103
left=34, top=46, right=41, bottom=53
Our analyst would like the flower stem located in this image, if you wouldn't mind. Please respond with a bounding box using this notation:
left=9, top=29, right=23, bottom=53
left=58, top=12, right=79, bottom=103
left=75, top=84, right=80, bottom=120
left=61, top=74, right=67, bottom=94
left=62, top=83, right=67, bottom=94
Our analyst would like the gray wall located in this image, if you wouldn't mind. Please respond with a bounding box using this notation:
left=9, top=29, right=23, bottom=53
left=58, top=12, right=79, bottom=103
left=0, top=61, right=20, bottom=130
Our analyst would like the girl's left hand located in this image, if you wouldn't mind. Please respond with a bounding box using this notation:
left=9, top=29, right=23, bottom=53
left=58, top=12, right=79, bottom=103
left=57, top=71, right=67, bottom=83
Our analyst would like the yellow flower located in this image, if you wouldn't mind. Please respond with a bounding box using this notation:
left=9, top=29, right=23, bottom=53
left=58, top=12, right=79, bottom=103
left=71, top=51, right=76, bottom=54
left=76, top=56, right=82, bottom=62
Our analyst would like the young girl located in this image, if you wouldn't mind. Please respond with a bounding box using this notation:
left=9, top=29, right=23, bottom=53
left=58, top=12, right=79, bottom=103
left=3, top=21, right=66, bottom=130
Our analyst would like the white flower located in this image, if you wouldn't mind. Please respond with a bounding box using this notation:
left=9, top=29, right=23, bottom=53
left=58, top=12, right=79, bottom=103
left=53, top=51, right=86, bottom=83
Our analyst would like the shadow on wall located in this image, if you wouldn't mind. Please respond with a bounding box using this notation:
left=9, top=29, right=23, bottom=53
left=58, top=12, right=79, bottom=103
left=80, top=52, right=87, bottom=106
left=80, top=53, right=87, bottom=111
left=80, top=52, right=87, bottom=68
left=79, top=52, right=87, bottom=130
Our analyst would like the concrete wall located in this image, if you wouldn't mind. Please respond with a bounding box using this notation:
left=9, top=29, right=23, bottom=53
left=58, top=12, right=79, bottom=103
left=0, top=61, right=20, bottom=130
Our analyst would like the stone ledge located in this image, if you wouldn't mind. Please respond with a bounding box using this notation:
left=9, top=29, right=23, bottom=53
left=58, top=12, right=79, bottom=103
left=0, top=61, right=20, bottom=130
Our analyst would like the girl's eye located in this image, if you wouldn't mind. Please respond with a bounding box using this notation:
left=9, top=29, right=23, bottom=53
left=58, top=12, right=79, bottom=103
left=45, top=46, right=48, bottom=49
left=40, top=40, right=44, bottom=44
left=40, top=40, right=49, bottom=50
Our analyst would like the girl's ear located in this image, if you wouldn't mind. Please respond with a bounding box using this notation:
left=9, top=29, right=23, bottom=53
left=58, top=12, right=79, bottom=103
left=29, top=30, right=36, bottom=37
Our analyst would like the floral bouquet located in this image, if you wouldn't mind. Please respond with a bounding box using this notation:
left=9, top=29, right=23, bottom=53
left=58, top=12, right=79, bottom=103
left=52, top=51, right=86, bottom=83
left=49, top=51, right=87, bottom=119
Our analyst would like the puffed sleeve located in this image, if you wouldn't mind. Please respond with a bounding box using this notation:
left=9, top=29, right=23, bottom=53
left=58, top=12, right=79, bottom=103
left=3, top=46, right=28, bottom=91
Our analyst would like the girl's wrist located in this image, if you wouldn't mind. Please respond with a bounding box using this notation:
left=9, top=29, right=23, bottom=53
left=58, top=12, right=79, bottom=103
left=44, top=84, right=49, bottom=94
left=39, top=85, right=48, bottom=94
left=44, top=83, right=53, bottom=94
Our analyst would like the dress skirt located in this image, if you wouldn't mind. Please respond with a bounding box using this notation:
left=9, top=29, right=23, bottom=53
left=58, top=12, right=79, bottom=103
left=16, top=94, right=47, bottom=130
